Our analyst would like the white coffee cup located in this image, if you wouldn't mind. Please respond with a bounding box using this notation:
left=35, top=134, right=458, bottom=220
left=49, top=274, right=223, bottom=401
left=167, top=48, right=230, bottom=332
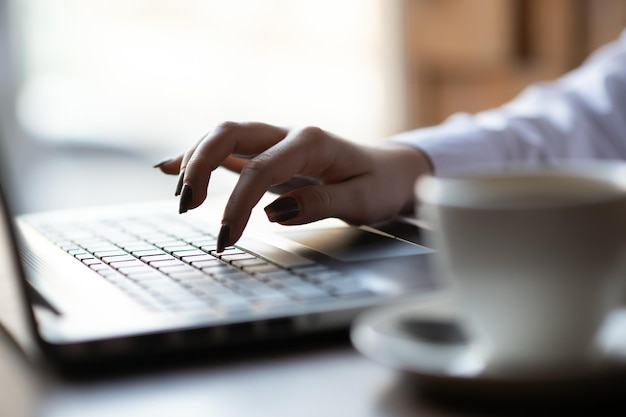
left=416, top=162, right=626, bottom=375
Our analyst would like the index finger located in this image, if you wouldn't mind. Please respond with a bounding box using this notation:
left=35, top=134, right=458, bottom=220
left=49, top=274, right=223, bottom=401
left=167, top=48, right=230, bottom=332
left=181, top=122, right=289, bottom=211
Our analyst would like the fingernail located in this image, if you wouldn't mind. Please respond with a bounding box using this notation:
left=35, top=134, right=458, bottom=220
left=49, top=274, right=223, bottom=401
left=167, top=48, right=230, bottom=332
left=179, top=184, right=193, bottom=214
left=174, top=168, right=185, bottom=196
left=153, top=158, right=173, bottom=168
left=264, top=197, right=299, bottom=222
left=217, top=223, right=230, bottom=253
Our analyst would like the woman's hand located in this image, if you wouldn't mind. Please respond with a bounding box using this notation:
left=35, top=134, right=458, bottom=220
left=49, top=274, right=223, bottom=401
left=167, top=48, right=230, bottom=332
left=156, top=122, right=432, bottom=251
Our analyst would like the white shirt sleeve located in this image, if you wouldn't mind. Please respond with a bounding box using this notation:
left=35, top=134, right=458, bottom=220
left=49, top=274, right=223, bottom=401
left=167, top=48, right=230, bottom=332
left=390, top=30, right=626, bottom=175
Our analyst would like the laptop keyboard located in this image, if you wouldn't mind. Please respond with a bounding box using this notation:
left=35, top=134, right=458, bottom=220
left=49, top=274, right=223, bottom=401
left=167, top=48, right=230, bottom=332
left=34, top=215, right=376, bottom=315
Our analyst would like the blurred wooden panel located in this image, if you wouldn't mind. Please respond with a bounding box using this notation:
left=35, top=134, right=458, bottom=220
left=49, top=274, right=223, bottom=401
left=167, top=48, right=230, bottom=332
left=437, top=68, right=526, bottom=120
left=401, top=0, right=626, bottom=129
left=403, top=0, right=515, bottom=67
left=523, top=0, right=586, bottom=70
left=587, top=0, right=626, bottom=52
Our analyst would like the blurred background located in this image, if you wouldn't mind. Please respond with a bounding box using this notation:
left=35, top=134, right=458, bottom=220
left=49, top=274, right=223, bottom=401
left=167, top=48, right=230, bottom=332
left=1, top=0, right=626, bottom=213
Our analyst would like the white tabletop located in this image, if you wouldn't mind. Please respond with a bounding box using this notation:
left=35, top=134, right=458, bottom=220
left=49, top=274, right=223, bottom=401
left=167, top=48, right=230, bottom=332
left=0, top=327, right=453, bottom=417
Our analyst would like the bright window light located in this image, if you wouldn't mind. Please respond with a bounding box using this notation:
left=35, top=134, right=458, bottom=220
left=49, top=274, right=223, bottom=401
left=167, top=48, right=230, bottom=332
left=13, top=0, right=403, bottom=156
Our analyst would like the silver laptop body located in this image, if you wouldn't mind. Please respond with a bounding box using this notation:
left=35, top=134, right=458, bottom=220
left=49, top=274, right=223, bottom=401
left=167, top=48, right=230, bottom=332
left=9, top=185, right=436, bottom=368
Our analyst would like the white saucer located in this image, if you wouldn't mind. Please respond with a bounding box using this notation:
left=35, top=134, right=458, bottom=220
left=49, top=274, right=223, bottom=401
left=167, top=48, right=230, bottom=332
left=351, top=292, right=626, bottom=399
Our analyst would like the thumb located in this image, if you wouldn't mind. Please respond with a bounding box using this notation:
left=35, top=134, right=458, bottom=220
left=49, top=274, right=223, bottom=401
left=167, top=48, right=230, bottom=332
left=264, top=178, right=382, bottom=226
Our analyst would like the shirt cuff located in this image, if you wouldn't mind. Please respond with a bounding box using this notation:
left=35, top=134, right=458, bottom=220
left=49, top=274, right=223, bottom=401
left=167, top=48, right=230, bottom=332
left=389, top=113, right=513, bottom=176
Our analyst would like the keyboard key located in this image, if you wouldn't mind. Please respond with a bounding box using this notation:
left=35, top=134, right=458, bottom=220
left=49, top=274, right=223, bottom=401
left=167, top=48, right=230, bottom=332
left=232, top=258, right=268, bottom=268
left=117, top=264, right=156, bottom=275
left=242, top=263, right=281, bottom=275
left=265, top=274, right=306, bottom=287
left=89, top=262, right=110, bottom=271
left=172, top=249, right=206, bottom=258
left=212, top=294, right=251, bottom=314
left=211, top=247, right=244, bottom=258
left=301, top=271, right=346, bottom=284
left=139, top=279, right=192, bottom=296
left=87, top=244, right=122, bottom=253
left=221, top=253, right=256, bottom=263
left=149, top=259, right=186, bottom=269
left=100, top=273, right=129, bottom=285
left=110, top=259, right=147, bottom=269
left=220, top=273, right=256, bottom=287
left=244, top=283, right=287, bottom=298
left=189, top=238, right=217, bottom=247
left=332, top=288, right=374, bottom=298
left=61, top=242, right=83, bottom=252
left=154, top=239, right=187, bottom=247
left=168, top=270, right=207, bottom=281
left=191, top=259, right=223, bottom=268
left=292, top=265, right=331, bottom=276
left=201, top=263, right=238, bottom=275
left=185, top=280, right=230, bottom=295
left=323, top=277, right=365, bottom=290
left=73, top=252, right=94, bottom=261
left=140, top=254, right=176, bottom=263
left=284, top=284, right=333, bottom=301
left=159, top=265, right=197, bottom=275
left=132, top=248, right=166, bottom=257
left=127, top=272, right=167, bottom=282
left=117, top=240, right=157, bottom=253
left=256, top=270, right=295, bottom=282
left=252, top=293, right=295, bottom=309
left=163, top=244, right=198, bottom=253
left=325, top=281, right=375, bottom=298
left=142, top=233, right=173, bottom=243
left=210, top=266, right=245, bottom=280
left=182, top=254, right=216, bottom=263
left=101, top=254, right=137, bottom=263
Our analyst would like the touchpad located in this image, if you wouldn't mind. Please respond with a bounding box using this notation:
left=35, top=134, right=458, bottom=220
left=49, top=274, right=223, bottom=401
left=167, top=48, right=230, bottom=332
left=282, top=227, right=433, bottom=263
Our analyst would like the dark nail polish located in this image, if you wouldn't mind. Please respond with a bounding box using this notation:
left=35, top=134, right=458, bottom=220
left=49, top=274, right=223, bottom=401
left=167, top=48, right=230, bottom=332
left=264, top=197, right=299, bottom=222
left=179, top=184, right=193, bottom=214
left=174, top=168, right=186, bottom=196
left=153, top=158, right=173, bottom=168
left=217, top=223, right=230, bottom=253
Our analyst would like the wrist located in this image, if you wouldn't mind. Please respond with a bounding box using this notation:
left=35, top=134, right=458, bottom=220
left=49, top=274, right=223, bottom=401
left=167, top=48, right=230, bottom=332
left=377, top=143, right=434, bottom=215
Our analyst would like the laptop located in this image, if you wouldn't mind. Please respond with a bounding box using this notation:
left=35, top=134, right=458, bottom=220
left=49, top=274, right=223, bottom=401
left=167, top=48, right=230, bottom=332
left=1, top=161, right=439, bottom=367
left=0, top=14, right=438, bottom=373
left=1, top=164, right=438, bottom=367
